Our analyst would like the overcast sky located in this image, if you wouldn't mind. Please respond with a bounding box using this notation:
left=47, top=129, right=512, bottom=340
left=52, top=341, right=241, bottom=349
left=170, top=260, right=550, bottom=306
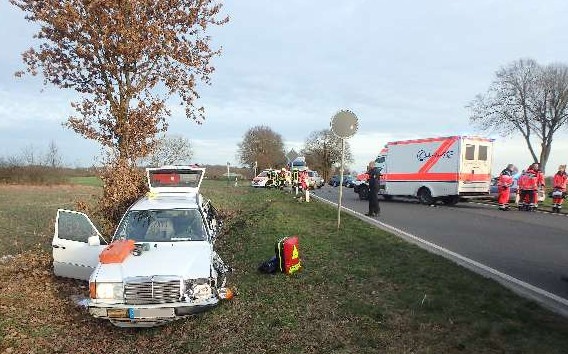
left=1, top=0, right=568, bottom=173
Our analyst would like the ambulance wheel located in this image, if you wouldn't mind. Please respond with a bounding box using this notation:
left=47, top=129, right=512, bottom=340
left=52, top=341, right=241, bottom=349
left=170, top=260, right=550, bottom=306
left=418, top=188, right=434, bottom=205
left=383, top=195, right=393, bottom=201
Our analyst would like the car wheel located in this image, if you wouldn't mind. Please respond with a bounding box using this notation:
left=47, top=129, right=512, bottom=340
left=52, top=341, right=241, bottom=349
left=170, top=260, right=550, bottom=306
left=358, top=185, right=369, bottom=200
left=418, top=187, right=434, bottom=205
left=383, top=195, right=393, bottom=201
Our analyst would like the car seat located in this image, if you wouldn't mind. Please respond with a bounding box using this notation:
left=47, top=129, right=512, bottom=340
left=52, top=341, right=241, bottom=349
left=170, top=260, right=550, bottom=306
left=145, top=218, right=175, bottom=241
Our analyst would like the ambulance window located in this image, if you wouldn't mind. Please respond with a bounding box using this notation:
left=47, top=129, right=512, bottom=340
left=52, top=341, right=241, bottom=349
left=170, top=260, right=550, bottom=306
left=375, top=156, right=385, bottom=164
left=465, top=145, right=475, bottom=160
left=478, top=145, right=488, bottom=161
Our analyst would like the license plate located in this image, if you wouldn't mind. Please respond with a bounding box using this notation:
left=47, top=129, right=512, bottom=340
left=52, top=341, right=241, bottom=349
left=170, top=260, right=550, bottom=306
left=128, top=308, right=175, bottom=319
left=107, top=308, right=128, bottom=318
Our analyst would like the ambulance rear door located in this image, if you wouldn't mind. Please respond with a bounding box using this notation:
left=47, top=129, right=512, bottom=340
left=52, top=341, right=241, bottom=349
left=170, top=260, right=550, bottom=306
left=458, top=137, right=493, bottom=195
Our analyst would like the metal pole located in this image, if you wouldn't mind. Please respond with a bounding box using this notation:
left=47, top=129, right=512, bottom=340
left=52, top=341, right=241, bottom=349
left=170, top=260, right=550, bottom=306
left=337, top=138, right=345, bottom=229
left=227, top=162, right=230, bottom=185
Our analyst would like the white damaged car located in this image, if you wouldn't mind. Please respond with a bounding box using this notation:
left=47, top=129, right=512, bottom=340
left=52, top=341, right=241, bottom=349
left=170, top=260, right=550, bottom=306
left=52, top=166, right=232, bottom=327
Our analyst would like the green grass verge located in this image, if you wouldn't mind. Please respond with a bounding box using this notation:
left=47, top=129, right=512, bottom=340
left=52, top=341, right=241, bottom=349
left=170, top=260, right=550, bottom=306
left=194, top=182, right=568, bottom=353
left=0, top=181, right=566, bottom=353
left=68, top=176, right=103, bottom=187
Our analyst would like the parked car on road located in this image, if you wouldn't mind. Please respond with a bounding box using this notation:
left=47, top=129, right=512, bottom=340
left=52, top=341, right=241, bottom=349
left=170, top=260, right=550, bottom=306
left=329, top=175, right=341, bottom=187
left=342, top=175, right=356, bottom=188
left=307, top=170, right=324, bottom=189
left=251, top=170, right=270, bottom=187
left=52, top=166, right=232, bottom=327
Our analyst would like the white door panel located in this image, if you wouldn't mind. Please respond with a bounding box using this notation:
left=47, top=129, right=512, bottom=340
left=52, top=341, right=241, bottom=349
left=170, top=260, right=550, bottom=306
left=52, top=209, right=107, bottom=281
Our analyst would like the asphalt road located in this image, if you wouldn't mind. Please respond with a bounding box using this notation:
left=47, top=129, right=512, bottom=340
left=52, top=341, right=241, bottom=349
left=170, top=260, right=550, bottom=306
left=312, top=185, right=568, bottom=307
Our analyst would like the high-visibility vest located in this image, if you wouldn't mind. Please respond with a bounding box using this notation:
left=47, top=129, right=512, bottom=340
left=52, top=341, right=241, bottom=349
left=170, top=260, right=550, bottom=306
left=498, top=173, right=513, bottom=187
left=553, top=172, right=568, bottom=191
left=518, top=172, right=537, bottom=190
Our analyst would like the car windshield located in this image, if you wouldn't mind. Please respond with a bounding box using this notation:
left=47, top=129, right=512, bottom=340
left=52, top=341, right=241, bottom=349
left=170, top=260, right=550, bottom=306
left=114, top=209, right=206, bottom=242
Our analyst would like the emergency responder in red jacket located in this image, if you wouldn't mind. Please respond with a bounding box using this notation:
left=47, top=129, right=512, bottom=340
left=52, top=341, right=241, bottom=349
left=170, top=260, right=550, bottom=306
left=497, top=164, right=516, bottom=210
left=518, top=167, right=538, bottom=209
left=552, top=164, right=567, bottom=213
left=528, top=162, right=545, bottom=206
left=299, top=170, right=308, bottom=191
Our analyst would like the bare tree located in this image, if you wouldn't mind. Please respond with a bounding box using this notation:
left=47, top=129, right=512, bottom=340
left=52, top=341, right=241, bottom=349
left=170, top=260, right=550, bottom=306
left=43, top=140, right=63, bottom=168
left=20, top=144, right=37, bottom=166
left=237, top=126, right=286, bottom=171
left=145, top=135, right=193, bottom=166
left=302, top=129, right=353, bottom=182
left=469, top=59, right=568, bottom=172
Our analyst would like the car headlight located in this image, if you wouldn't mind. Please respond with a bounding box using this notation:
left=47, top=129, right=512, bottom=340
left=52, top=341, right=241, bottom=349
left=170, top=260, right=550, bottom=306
left=93, top=282, right=123, bottom=300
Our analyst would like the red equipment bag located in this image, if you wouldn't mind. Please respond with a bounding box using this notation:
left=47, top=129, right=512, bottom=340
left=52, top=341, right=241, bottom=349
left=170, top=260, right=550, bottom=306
left=275, top=236, right=301, bottom=274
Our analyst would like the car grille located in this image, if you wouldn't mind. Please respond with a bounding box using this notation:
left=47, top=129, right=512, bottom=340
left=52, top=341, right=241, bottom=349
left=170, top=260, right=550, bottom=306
left=124, top=276, right=182, bottom=305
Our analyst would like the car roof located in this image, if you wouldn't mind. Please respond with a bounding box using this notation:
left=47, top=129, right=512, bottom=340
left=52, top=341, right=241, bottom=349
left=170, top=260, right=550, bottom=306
left=129, top=192, right=200, bottom=211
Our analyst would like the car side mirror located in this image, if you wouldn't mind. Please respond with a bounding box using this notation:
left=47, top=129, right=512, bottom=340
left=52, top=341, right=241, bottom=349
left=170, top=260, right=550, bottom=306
left=88, top=235, right=101, bottom=246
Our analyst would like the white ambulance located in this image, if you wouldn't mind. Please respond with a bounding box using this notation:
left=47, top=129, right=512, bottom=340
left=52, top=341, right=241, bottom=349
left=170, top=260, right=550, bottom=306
left=358, top=136, right=494, bottom=205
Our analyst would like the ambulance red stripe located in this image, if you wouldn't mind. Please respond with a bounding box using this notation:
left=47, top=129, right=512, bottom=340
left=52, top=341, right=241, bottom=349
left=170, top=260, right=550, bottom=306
left=384, top=173, right=490, bottom=182
left=417, top=136, right=459, bottom=174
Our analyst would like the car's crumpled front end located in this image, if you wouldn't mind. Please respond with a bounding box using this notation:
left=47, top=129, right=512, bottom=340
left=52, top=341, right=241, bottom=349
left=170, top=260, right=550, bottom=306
left=87, top=244, right=232, bottom=327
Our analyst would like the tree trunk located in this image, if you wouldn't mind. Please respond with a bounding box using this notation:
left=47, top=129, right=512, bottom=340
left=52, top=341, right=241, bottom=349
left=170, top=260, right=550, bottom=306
left=539, top=141, right=552, bottom=174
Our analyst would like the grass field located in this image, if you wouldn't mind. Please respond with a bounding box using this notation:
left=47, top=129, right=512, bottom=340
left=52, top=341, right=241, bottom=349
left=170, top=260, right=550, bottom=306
left=67, top=176, right=103, bottom=187
left=1, top=180, right=567, bottom=353
left=0, top=184, right=100, bottom=256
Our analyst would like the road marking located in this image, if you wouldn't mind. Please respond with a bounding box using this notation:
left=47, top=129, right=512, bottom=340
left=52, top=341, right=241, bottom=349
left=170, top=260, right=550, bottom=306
left=313, top=193, right=568, bottom=317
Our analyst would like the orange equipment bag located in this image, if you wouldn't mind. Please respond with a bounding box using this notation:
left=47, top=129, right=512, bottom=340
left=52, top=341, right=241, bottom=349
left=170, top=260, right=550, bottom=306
left=275, top=236, right=301, bottom=274
left=99, top=239, right=135, bottom=264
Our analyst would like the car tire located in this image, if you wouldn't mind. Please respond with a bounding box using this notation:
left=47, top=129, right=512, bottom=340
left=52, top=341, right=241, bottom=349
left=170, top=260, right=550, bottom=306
left=358, top=185, right=369, bottom=200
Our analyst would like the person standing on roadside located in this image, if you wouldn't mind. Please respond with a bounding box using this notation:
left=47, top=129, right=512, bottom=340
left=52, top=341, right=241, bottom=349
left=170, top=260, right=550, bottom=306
left=551, top=164, right=567, bottom=213
left=365, top=161, right=380, bottom=217
left=528, top=162, right=545, bottom=206
left=497, top=164, right=517, bottom=211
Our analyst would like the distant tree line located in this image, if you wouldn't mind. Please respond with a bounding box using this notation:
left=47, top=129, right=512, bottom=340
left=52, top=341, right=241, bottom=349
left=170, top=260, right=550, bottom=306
left=0, top=140, right=63, bottom=168
left=236, top=125, right=353, bottom=182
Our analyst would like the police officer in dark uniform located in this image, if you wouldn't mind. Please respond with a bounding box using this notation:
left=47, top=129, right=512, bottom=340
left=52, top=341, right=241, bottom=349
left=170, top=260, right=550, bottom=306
left=365, top=161, right=380, bottom=217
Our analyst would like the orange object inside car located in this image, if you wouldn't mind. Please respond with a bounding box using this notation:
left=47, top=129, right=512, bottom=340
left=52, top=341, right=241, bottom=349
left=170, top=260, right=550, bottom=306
left=99, top=239, right=135, bottom=264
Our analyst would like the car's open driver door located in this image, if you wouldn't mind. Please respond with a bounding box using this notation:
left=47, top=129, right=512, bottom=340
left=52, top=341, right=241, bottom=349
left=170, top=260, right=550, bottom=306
left=52, top=209, right=107, bottom=281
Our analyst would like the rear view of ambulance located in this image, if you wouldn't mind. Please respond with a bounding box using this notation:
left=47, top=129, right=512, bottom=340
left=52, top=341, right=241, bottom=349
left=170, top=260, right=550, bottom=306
left=373, top=136, right=493, bottom=205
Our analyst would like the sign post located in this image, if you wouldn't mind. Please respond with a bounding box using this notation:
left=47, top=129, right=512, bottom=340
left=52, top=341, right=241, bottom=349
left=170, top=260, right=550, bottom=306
left=330, top=110, right=359, bottom=229
left=226, top=162, right=230, bottom=186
